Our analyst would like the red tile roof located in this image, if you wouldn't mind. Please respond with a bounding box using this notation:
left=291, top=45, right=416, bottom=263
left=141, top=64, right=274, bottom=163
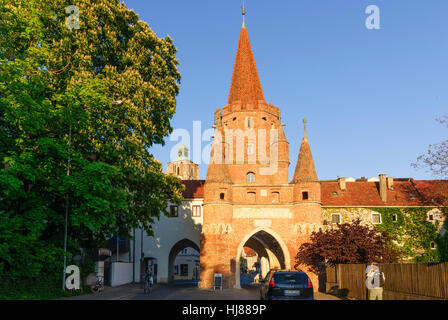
left=180, top=179, right=447, bottom=206
left=228, top=26, right=265, bottom=107
left=181, top=180, right=205, bottom=199
left=321, top=179, right=448, bottom=207
left=292, top=136, right=318, bottom=183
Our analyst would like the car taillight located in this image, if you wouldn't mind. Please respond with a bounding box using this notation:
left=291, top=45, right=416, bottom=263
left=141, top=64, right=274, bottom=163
left=269, top=279, right=275, bottom=288
left=307, top=278, right=313, bottom=289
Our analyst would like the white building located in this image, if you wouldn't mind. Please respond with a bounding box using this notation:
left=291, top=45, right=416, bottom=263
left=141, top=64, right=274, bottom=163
left=128, top=146, right=204, bottom=284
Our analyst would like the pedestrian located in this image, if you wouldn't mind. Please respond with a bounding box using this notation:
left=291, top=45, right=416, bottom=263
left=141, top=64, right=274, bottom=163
left=365, top=262, right=385, bottom=300
left=144, top=266, right=153, bottom=293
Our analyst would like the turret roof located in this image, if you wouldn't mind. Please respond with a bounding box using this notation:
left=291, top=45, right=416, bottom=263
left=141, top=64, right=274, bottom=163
left=228, top=26, right=265, bottom=107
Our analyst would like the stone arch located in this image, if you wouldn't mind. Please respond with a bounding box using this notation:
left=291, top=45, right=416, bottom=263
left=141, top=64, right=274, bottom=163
left=234, top=227, right=291, bottom=289
left=168, top=238, right=200, bottom=283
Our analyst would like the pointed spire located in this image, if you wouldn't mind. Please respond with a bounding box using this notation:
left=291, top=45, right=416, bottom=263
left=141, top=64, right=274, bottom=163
left=228, top=21, right=265, bottom=107
left=241, top=2, right=246, bottom=28
left=292, top=122, right=318, bottom=183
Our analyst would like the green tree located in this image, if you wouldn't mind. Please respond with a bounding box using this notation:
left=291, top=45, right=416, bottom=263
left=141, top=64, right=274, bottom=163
left=0, top=0, right=183, bottom=291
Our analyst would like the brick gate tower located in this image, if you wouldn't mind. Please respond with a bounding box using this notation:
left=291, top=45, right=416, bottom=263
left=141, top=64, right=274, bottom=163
left=199, top=11, right=322, bottom=290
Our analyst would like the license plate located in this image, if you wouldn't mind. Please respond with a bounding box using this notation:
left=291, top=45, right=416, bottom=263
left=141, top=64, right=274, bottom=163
left=284, top=290, right=301, bottom=296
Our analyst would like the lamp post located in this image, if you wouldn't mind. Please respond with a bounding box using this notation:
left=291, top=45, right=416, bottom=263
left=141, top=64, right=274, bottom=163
left=62, top=125, right=72, bottom=291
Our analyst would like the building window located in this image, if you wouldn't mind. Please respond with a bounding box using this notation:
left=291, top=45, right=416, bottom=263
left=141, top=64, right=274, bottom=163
left=332, top=191, right=338, bottom=197
left=392, top=214, right=398, bottom=222
left=246, top=117, right=254, bottom=129
left=180, top=264, right=188, bottom=276
left=428, top=213, right=434, bottom=222
left=220, top=193, right=225, bottom=200
left=371, top=213, right=382, bottom=224
left=272, top=192, right=280, bottom=203
left=247, top=144, right=254, bottom=155
left=430, top=242, right=437, bottom=250
left=169, top=205, right=178, bottom=217
left=192, top=205, right=201, bottom=217
left=174, top=265, right=179, bottom=275
left=302, top=191, right=309, bottom=200
left=331, top=214, right=341, bottom=224
left=176, top=166, right=180, bottom=175
left=247, top=172, right=255, bottom=183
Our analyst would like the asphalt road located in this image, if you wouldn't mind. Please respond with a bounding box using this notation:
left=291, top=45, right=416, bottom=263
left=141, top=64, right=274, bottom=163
left=62, top=283, right=342, bottom=300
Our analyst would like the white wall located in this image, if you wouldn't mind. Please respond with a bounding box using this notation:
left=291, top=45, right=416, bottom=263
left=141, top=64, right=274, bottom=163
left=131, top=198, right=203, bottom=283
left=111, top=262, right=133, bottom=287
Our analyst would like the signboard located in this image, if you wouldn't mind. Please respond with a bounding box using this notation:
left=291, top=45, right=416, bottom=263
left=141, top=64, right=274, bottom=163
left=214, top=273, right=222, bottom=291
left=95, top=261, right=104, bottom=276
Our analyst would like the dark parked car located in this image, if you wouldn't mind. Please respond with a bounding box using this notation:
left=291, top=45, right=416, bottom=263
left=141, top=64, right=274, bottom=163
left=260, top=270, right=314, bottom=300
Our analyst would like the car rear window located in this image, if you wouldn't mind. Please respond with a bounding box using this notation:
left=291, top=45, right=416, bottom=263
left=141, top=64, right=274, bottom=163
left=273, top=273, right=308, bottom=284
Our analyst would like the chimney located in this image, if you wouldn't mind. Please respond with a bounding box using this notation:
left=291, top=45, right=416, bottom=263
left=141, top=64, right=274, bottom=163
left=338, top=177, right=346, bottom=191
left=387, top=177, right=394, bottom=190
left=379, top=174, right=387, bottom=202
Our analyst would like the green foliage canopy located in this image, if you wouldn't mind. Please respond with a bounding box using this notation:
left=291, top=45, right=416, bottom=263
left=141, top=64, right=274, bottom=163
left=0, top=0, right=184, bottom=282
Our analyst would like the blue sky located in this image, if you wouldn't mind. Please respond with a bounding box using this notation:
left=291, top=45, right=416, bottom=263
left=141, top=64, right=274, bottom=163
left=123, top=0, right=448, bottom=181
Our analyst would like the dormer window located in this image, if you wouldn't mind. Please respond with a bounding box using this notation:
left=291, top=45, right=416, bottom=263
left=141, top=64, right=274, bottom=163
left=247, top=172, right=255, bottom=183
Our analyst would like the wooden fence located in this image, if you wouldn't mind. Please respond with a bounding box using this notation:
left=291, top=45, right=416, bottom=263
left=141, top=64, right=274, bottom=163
left=326, top=262, right=448, bottom=300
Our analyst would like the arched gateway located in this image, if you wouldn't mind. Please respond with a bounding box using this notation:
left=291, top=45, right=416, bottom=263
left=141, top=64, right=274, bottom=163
left=235, top=228, right=291, bottom=288
left=198, top=15, right=321, bottom=291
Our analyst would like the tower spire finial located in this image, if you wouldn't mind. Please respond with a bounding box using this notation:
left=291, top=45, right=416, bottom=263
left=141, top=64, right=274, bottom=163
left=303, top=118, right=307, bottom=138
left=241, top=1, right=246, bottom=28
